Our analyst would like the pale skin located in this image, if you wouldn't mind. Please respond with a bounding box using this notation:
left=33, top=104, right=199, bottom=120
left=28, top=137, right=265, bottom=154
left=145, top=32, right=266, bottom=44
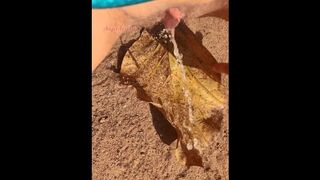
left=92, top=0, right=228, bottom=73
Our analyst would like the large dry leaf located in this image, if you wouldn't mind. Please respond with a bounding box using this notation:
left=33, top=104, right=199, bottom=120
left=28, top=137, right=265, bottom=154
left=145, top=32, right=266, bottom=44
left=120, top=25, right=226, bottom=167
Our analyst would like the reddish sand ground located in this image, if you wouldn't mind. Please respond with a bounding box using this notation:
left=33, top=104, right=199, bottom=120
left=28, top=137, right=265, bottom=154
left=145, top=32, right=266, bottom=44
left=92, top=16, right=228, bottom=180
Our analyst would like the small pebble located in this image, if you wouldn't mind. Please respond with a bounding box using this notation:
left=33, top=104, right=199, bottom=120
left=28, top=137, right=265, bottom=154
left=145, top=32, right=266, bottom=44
left=99, top=118, right=107, bottom=123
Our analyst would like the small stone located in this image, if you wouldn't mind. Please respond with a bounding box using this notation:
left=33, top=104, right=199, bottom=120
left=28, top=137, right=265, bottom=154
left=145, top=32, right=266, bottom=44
left=99, top=118, right=107, bottom=123
left=186, top=142, right=193, bottom=150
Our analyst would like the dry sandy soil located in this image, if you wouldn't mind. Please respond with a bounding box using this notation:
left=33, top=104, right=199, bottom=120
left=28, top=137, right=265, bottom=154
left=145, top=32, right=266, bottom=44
left=92, top=16, right=228, bottom=180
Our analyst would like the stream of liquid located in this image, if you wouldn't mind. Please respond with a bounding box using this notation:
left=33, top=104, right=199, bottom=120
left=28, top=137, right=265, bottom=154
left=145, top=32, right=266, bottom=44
left=168, top=29, right=194, bottom=127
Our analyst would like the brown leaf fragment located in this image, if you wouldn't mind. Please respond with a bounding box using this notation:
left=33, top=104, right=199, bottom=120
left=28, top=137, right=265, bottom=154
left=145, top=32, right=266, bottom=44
left=120, top=24, right=226, bottom=167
